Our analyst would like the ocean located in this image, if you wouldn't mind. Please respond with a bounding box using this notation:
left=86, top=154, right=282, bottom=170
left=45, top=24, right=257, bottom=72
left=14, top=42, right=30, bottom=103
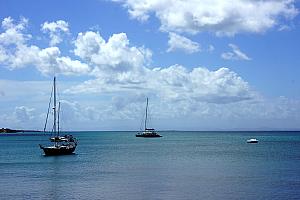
left=0, top=131, right=299, bottom=200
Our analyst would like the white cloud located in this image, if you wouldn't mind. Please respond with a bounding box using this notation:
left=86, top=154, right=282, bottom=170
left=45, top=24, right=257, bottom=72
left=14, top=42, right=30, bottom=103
left=41, top=20, right=69, bottom=46
left=73, top=31, right=153, bottom=88
left=36, top=47, right=90, bottom=75
left=0, top=16, right=30, bottom=46
left=167, top=32, right=200, bottom=53
left=56, top=56, right=90, bottom=75
left=115, top=0, right=298, bottom=36
left=221, top=43, right=251, bottom=61
left=1, top=17, right=152, bottom=77
left=0, top=17, right=38, bottom=68
left=74, top=31, right=152, bottom=72
left=0, top=105, right=41, bottom=130
left=68, top=64, right=254, bottom=104
left=0, top=17, right=90, bottom=75
left=14, top=106, right=35, bottom=122
left=0, top=45, right=9, bottom=63
left=155, top=65, right=252, bottom=103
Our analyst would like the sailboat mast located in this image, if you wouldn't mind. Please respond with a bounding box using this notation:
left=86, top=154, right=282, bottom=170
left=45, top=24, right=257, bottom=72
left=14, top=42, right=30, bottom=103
left=53, top=76, right=57, bottom=136
left=144, top=98, right=148, bottom=130
left=57, top=101, right=60, bottom=136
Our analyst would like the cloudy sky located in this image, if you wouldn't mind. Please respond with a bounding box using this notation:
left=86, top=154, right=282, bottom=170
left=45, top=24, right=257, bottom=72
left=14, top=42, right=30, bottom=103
left=0, top=0, right=300, bottom=131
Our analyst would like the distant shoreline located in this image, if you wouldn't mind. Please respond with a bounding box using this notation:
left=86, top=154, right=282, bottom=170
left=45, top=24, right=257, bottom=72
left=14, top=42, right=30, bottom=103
left=0, top=128, right=42, bottom=133
left=1, top=128, right=300, bottom=134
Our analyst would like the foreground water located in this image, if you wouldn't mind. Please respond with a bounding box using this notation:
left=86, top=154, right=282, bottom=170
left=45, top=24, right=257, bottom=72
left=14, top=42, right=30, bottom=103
left=0, top=131, right=300, bottom=200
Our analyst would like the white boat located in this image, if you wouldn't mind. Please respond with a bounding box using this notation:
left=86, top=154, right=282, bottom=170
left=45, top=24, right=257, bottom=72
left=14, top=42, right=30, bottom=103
left=247, top=138, right=258, bottom=143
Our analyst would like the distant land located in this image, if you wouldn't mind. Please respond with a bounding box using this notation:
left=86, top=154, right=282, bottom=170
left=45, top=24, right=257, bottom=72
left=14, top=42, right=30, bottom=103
left=1, top=128, right=299, bottom=133
left=0, top=128, right=42, bottom=133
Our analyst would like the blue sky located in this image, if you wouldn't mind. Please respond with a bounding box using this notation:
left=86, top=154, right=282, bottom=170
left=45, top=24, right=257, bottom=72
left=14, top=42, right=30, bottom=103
left=1, top=0, right=300, bottom=130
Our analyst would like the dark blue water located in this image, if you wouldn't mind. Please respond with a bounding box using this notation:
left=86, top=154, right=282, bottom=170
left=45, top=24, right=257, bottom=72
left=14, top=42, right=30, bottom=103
left=0, top=131, right=300, bottom=200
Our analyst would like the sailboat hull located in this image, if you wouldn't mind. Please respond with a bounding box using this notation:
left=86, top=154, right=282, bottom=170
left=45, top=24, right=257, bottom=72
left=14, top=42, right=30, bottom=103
left=39, top=144, right=76, bottom=156
left=40, top=77, right=79, bottom=155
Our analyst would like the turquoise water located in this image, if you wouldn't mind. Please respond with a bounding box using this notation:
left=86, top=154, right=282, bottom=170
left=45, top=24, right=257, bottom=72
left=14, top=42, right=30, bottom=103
left=0, top=131, right=300, bottom=199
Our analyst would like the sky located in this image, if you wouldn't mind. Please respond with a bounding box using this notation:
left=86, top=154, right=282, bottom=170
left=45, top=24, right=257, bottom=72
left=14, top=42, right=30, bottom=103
left=0, top=0, right=300, bottom=131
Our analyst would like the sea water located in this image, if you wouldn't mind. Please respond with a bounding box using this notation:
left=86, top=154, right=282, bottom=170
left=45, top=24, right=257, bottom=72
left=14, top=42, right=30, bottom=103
left=0, top=131, right=299, bottom=200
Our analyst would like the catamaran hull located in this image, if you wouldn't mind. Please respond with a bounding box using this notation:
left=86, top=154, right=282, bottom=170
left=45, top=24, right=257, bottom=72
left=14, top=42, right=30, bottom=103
left=247, top=140, right=258, bottom=143
left=136, top=134, right=162, bottom=138
left=39, top=145, right=76, bottom=156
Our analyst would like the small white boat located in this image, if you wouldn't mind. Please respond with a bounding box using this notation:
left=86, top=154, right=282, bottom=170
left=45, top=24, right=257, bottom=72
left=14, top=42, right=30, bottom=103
left=247, top=138, right=258, bottom=143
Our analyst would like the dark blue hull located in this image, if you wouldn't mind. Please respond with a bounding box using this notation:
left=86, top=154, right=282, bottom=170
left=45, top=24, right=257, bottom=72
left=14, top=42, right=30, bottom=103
left=39, top=144, right=76, bottom=156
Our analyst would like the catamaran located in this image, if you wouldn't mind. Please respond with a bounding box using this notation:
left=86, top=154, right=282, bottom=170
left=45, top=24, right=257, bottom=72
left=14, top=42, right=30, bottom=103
left=136, top=98, right=162, bottom=138
left=39, top=76, right=77, bottom=155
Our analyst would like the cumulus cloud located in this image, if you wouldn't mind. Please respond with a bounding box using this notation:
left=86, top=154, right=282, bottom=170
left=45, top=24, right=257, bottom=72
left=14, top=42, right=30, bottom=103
left=14, top=106, right=35, bottom=122
left=68, top=64, right=254, bottom=104
left=0, top=17, right=254, bottom=108
left=221, top=44, right=251, bottom=61
left=72, top=31, right=154, bottom=88
left=0, top=17, right=37, bottom=68
left=167, top=32, right=200, bottom=53
left=72, top=31, right=253, bottom=106
left=41, top=20, right=69, bottom=46
left=115, top=0, right=298, bottom=36
left=154, top=65, right=252, bottom=103
left=0, top=17, right=90, bottom=75
left=74, top=31, right=152, bottom=72
left=0, top=105, right=42, bottom=129
left=0, top=16, right=30, bottom=46
left=36, top=47, right=90, bottom=75
left=0, top=17, right=152, bottom=77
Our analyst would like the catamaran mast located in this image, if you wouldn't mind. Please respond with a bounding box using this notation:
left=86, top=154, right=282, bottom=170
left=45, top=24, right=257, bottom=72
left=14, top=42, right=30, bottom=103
left=144, top=97, right=148, bottom=130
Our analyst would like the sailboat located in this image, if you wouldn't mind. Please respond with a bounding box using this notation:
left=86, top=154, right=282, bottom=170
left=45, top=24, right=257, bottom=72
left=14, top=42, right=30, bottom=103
left=39, top=76, right=77, bottom=155
left=136, top=98, right=162, bottom=138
